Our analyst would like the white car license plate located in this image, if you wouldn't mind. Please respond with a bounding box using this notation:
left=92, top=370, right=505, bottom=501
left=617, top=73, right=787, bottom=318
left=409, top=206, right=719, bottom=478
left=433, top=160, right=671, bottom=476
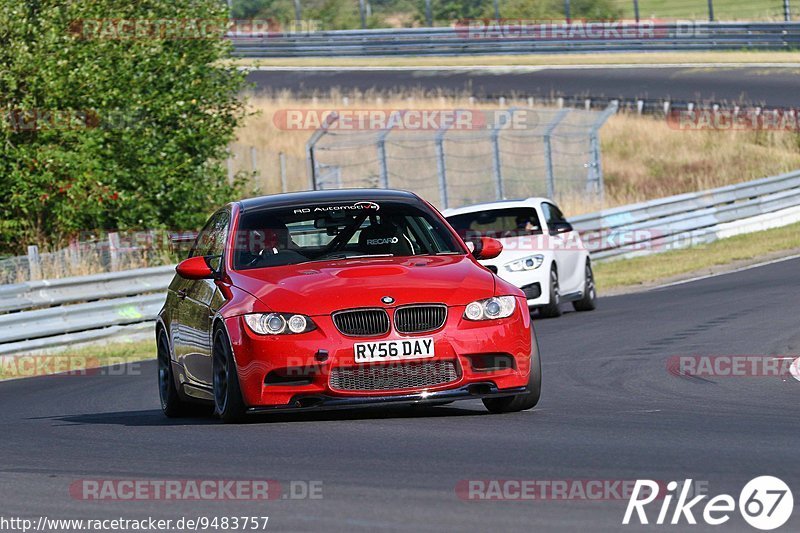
left=354, top=337, right=435, bottom=364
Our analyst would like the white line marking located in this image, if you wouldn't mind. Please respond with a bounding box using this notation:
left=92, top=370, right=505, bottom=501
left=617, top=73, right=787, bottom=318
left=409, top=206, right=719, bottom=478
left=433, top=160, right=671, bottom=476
left=240, top=63, right=800, bottom=72
left=648, top=253, right=800, bottom=292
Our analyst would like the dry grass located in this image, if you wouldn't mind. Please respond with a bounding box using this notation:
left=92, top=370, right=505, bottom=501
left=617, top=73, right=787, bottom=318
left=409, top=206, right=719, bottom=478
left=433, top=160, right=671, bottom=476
left=601, top=114, right=800, bottom=206
left=593, top=221, right=800, bottom=291
left=236, top=93, right=800, bottom=215
left=0, top=339, right=154, bottom=381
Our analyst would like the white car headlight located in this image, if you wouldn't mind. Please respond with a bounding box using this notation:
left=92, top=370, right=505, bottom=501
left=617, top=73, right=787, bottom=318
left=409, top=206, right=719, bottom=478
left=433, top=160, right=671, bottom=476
left=504, top=254, right=544, bottom=272
left=463, top=296, right=517, bottom=321
left=244, top=313, right=316, bottom=335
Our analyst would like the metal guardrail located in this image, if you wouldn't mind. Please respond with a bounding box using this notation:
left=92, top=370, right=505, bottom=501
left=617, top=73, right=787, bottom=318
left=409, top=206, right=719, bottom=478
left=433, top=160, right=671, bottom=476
left=230, top=22, right=800, bottom=57
left=1, top=169, right=799, bottom=354
left=0, top=265, right=174, bottom=313
left=572, top=170, right=800, bottom=260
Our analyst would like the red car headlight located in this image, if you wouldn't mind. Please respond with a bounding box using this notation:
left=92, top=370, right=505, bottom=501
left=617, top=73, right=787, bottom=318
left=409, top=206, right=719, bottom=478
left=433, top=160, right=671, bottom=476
left=244, top=313, right=316, bottom=335
left=463, top=296, right=516, bottom=321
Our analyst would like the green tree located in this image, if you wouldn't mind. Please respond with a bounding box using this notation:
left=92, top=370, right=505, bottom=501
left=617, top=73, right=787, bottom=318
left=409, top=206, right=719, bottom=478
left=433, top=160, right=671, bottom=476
left=0, top=0, right=248, bottom=253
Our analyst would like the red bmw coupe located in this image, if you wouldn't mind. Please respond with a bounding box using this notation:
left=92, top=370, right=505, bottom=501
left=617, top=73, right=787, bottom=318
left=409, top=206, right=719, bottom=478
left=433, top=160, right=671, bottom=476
left=157, top=189, right=541, bottom=422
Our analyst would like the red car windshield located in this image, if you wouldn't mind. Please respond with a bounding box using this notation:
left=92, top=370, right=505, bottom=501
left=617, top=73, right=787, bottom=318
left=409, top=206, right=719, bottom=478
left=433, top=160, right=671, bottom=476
left=233, top=201, right=465, bottom=270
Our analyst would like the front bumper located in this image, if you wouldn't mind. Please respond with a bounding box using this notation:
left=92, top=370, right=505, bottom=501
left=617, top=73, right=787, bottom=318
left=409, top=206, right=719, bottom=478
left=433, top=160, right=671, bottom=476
left=245, top=383, right=529, bottom=413
left=224, top=298, right=533, bottom=408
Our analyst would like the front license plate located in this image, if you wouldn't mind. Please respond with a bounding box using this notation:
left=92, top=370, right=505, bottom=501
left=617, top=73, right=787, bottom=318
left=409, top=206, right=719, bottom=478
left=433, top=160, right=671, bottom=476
left=354, top=337, right=435, bottom=364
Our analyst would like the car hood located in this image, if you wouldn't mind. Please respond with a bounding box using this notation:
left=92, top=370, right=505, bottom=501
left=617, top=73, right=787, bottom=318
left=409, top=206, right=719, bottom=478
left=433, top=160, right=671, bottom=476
left=231, top=255, right=495, bottom=315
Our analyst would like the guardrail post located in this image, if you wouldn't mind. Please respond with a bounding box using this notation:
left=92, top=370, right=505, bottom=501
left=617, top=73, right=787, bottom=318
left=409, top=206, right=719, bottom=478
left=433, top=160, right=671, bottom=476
left=633, top=0, right=640, bottom=22
left=707, top=0, right=715, bottom=21
left=493, top=0, right=500, bottom=19
left=279, top=152, right=288, bottom=193
left=425, top=0, right=432, bottom=26
left=27, top=245, right=41, bottom=281
left=543, top=108, right=571, bottom=199
left=564, top=0, right=571, bottom=23
left=784, top=0, right=791, bottom=21
left=359, top=0, right=367, bottom=29
left=305, top=112, right=339, bottom=191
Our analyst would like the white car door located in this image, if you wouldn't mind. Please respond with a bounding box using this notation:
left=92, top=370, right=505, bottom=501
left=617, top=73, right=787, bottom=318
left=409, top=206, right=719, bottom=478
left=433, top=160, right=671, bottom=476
left=541, top=201, right=583, bottom=295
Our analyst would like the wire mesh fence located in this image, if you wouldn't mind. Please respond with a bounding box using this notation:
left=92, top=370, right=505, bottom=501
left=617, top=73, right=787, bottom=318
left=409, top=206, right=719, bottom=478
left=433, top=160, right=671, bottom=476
left=229, top=0, right=796, bottom=29
left=306, top=104, right=617, bottom=210
left=227, top=144, right=309, bottom=194
left=0, top=233, right=179, bottom=285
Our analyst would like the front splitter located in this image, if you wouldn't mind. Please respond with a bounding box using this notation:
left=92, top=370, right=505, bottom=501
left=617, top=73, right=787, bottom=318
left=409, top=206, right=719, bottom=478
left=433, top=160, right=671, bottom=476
left=245, top=382, right=529, bottom=414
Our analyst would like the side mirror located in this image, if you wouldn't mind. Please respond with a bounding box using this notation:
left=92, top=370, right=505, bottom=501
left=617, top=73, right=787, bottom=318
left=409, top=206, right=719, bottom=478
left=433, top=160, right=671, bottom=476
left=176, top=256, right=215, bottom=280
left=550, top=222, right=573, bottom=234
left=471, top=237, right=503, bottom=260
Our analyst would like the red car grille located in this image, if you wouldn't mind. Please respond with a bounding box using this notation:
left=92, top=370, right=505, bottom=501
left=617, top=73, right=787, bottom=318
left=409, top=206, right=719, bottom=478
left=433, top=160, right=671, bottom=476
left=332, top=309, right=390, bottom=337
left=329, top=361, right=459, bottom=392
left=394, top=304, right=447, bottom=334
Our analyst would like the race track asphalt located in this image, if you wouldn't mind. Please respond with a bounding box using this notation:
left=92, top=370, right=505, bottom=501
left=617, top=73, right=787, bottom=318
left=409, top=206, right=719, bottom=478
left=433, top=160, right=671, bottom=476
left=1, top=257, right=798, bottom=532
left=246, top=67, right=800, bottom=108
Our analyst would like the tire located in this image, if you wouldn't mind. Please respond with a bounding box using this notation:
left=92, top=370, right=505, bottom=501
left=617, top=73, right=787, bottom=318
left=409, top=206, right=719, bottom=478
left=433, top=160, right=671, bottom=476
left=213, top=327, right=247, bottom=423
left=573, top=260, right=597, bottom=312
left=482, top=340, right=542, bottom=414
left=538, top=265, right=562, bottom=318
left=157, top=329, right=193, bottom=418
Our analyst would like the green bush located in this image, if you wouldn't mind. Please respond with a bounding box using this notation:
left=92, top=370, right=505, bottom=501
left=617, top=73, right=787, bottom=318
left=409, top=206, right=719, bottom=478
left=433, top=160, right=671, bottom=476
left=0, top=0, right=248, bottom=253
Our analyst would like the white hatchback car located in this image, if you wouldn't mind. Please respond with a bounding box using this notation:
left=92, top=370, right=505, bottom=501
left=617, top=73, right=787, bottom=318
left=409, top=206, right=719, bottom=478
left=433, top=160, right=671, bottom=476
left=444, top=198, right=595, bottom=317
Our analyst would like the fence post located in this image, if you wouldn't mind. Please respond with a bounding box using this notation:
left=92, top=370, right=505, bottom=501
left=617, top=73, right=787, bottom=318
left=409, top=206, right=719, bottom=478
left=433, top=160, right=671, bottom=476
left=108, top=232, right=121, bottom=271
left=226, top=152, right=234, bottom=184
left=279, top=152, right=288, bottom=193
left=435, top=129, right=448, bottom=209
left=587, top=101, right=619, bottom=202
left=27, top=245, right=41, bottom=281
left=633, top=0, right=640, bottom=22
left=493, top=0, right=500, bottom=19
left=305, top=112, right=339, bottom=191
left=359, top=0, right=367, bottom=29
left=490, top=108, right=516, bottom=201
left=249, top=146, right=258, bottom=174
left=376, top=120, right=397, bottom=189
left=707, top=0, right=715, bottom=21
left=564, top=0, right=571, bottom=22
left=294, top=0, right=302, bottom=22
left=68, top=239, right=80, bottom=270
left=542, top=108, right=571, bottom=199
left=425, top=0, right=432, bottom=26
left=784, top=0, right=791, bottom=21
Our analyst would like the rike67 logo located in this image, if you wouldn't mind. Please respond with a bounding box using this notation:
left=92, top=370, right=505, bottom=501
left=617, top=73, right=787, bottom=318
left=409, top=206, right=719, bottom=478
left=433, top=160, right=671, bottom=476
left=623, top=476, right=793, bottom=530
